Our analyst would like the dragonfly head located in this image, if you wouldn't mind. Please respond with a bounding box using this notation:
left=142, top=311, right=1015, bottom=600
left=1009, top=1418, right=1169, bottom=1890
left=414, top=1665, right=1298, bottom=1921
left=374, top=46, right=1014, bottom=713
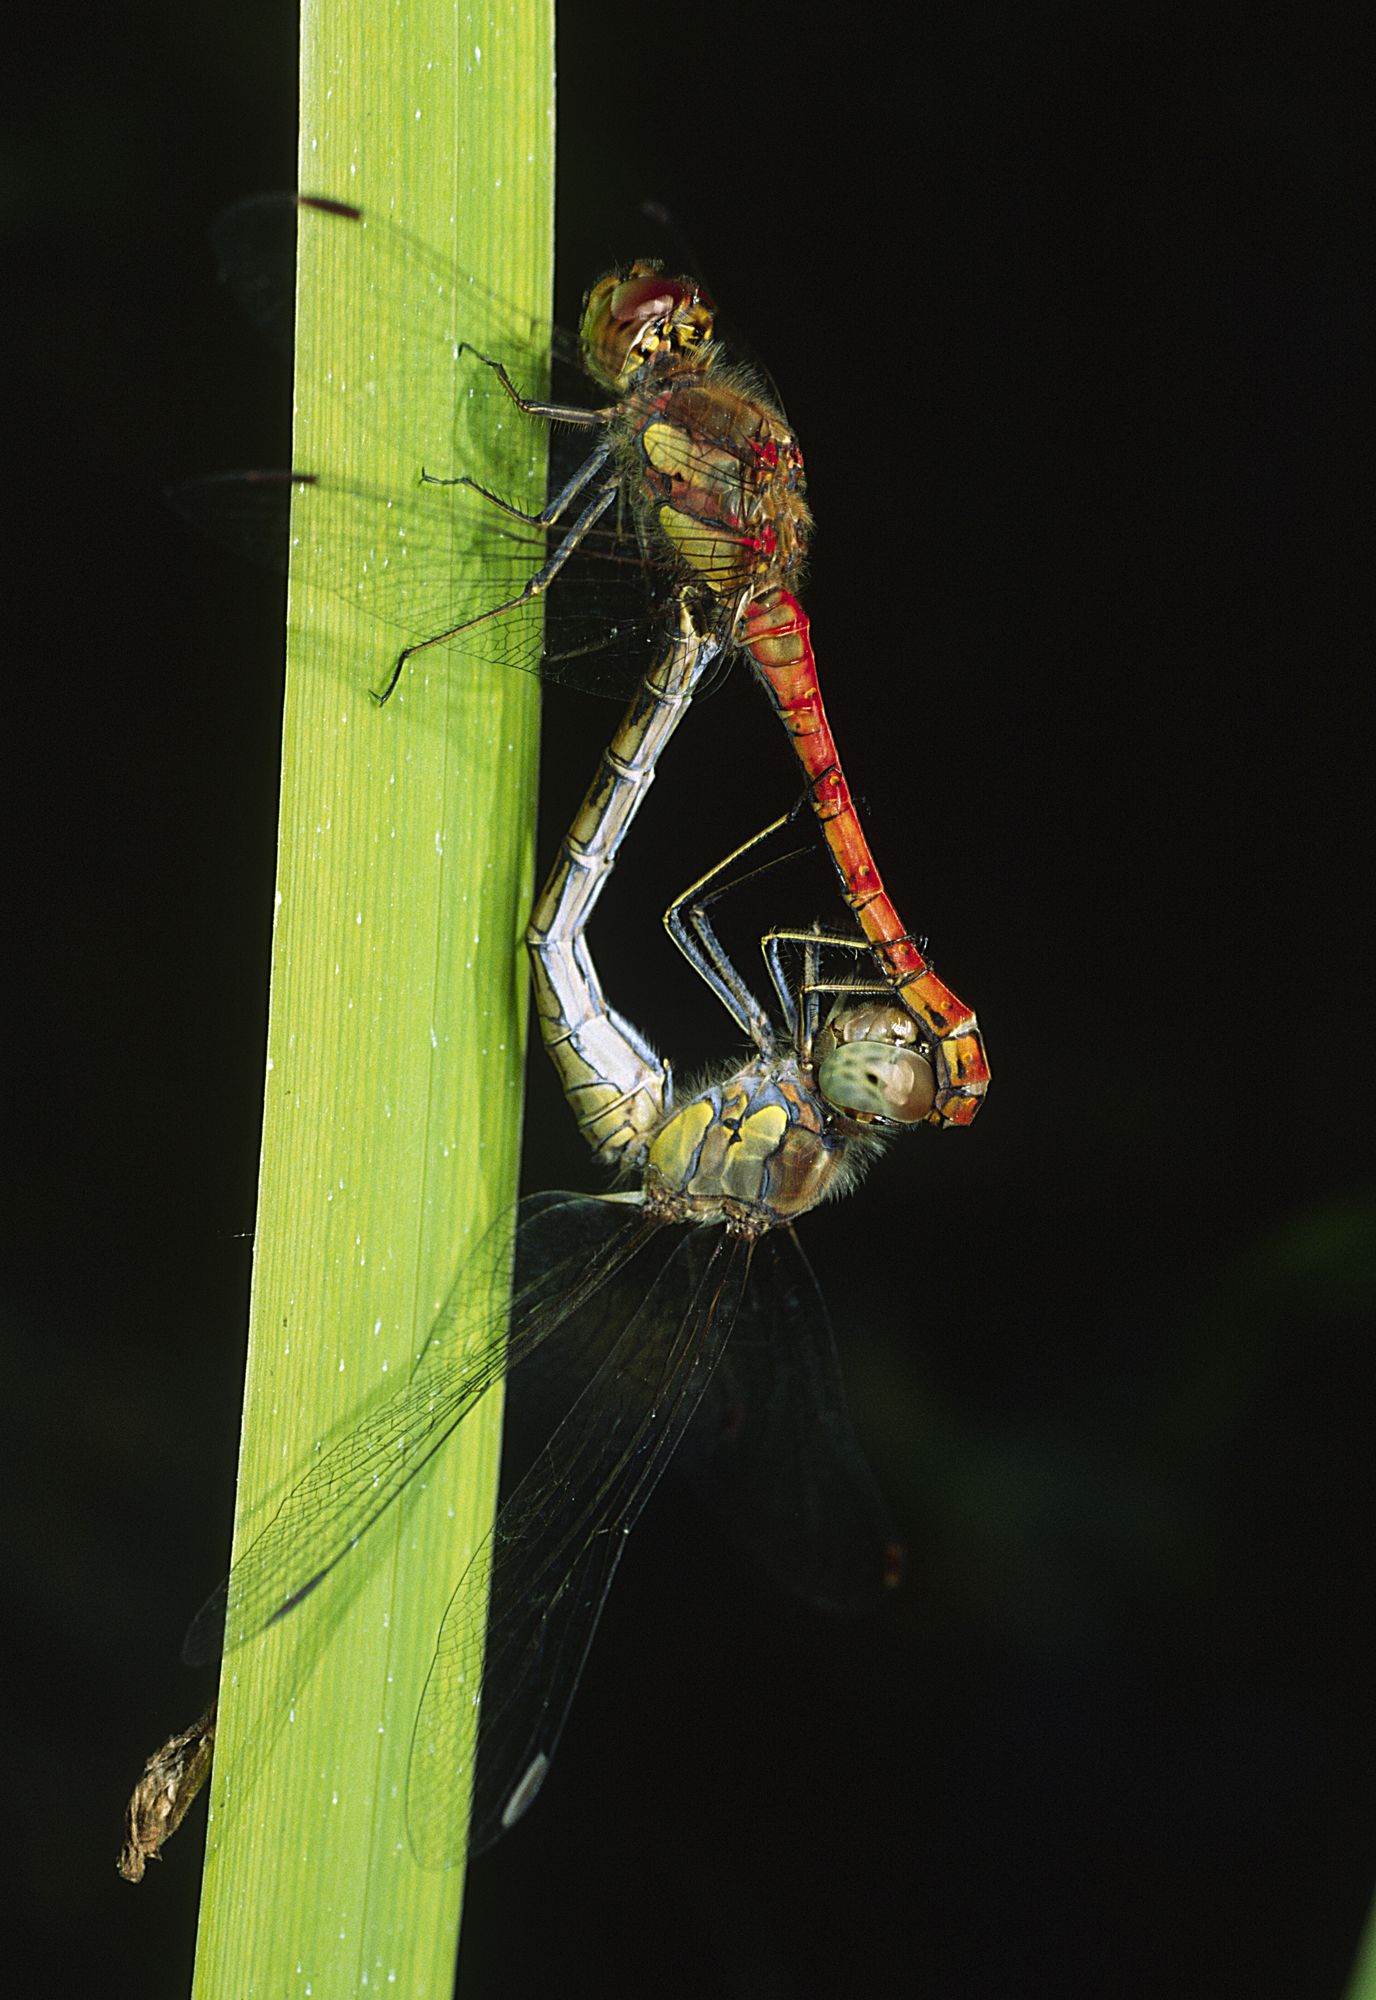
left=580, top=261, right=715, bottom=395
left=814, top=1002, right=937, bottom=1127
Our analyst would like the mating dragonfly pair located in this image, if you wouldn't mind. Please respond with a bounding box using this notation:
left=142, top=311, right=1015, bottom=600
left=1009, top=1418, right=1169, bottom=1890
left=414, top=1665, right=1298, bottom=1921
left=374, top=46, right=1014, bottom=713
left=119, top=195, right=989, bottom=1878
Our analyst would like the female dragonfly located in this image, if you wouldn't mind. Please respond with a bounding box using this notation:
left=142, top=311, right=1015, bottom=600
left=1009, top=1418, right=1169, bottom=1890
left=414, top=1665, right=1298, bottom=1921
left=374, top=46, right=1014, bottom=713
left=125, top=607, right=939, bottom=1869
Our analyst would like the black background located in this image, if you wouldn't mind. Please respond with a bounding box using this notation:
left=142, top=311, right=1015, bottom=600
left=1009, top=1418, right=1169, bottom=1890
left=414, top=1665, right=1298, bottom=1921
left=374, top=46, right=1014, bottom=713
left=5, top=5, right=1372, bottom=1997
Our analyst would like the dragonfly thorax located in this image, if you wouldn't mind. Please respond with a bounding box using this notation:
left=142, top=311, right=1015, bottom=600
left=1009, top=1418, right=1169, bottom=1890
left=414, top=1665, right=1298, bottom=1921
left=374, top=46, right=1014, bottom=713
left=580, top=261, right=715, bottom=395
left=637, top=378, right=811, bottom=609
left=643, top=1054, right=880, bottom=1236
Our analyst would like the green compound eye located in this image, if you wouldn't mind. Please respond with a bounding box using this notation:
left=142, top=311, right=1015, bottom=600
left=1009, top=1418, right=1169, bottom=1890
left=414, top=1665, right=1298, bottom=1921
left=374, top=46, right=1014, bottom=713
left=818, top=1042, right=937, bottom=1125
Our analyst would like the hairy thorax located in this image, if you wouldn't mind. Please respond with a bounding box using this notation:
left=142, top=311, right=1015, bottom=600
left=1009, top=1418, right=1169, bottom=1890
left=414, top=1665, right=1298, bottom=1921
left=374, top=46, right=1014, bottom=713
left=642, top=1054, right=878, bottom=1238
left=619, top=361, right=811, bottom=612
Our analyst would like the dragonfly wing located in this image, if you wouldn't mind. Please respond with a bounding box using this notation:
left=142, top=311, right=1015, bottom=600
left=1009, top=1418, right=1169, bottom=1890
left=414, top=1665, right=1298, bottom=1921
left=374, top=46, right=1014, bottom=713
left=168, top=467, right=653, bottom=700
left=406, top=1226, right=751, bottom=1865
left=212, top=192, right=574, bottom=384
left=186, top=193, right=658, bottom=700
left=182, top=1192, right=654, bottom=1666
left=679, top=1226, right=902, bottom=1615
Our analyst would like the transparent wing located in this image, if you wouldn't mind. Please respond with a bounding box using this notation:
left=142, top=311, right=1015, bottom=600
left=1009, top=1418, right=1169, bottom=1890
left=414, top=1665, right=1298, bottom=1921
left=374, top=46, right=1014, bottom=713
left=168, top=466, right=662, bottom=701
left=182, top=1192, right=656, bottom=1666
left=679, top=1226, right=903, bottom=1614
left=212, top=192, right=579, bottom=379
left=178, top=193, right=766, bottom=704
left=179, top=192, right=683, bottom=701
left=406, top=1226, right=751, bottom=1864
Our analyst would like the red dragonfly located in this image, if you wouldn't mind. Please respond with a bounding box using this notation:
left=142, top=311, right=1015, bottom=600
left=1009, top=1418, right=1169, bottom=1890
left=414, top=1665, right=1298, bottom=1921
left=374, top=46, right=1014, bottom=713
left=184, top=194, right=989, bottom=1124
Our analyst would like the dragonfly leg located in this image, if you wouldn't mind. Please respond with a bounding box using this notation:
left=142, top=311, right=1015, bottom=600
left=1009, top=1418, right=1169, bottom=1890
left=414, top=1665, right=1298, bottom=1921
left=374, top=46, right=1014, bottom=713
left=375, top=479, right=620, bottom=704
left=663, top=812, right=816, bottom=1047
left=761, top=927, right=896, bottom=1034
left=756, top=927, right=886, bottom=1058
left=456, top=342, right=610, bottom=427
left=420, top=435, right=616, bottom=530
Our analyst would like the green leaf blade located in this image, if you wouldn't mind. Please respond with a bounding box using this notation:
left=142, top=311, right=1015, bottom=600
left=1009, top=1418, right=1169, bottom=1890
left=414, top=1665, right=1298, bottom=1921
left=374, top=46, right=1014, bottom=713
left=191, top=5, right=553, bottom=1992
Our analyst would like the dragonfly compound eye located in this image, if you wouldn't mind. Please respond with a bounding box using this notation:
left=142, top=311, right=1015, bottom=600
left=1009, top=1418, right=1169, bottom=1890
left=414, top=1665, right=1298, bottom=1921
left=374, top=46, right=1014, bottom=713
left=818, top=1042, right=937, bottom=1126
